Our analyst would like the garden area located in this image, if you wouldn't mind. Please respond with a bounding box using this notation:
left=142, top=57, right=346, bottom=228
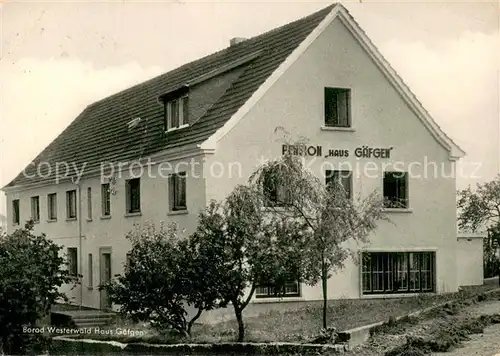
left=346, top=287, right=500, bottom=356
left=2, top=158, right=500, bottom=355
left=58, top=284, right=498, bottom=345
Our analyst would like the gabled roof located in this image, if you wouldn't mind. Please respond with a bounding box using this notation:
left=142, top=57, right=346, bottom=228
left=4, top=3, right=465, bottom=190
left=4, top=4, right=335, bottom=189
left=204, top=4, right=466, bottom=161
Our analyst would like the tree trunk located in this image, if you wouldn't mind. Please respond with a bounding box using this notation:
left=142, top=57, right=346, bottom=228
left=321, top=256, right=328, bottom=329
left=187, top=308, right=203, bottom=336
left=233, top=304, right=245, bottom=342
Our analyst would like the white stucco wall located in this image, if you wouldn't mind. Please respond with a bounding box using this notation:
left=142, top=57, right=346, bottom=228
left=3, top=15, right=461, bottom=309
left=5, top=153, right=207, bottom=309
left=206, top=17, right=458, bottom=300
left=457, top=236, right=484, bottom=286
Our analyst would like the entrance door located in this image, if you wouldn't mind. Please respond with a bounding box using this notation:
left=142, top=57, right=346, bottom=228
left=99, top=247, right=112, bottom=310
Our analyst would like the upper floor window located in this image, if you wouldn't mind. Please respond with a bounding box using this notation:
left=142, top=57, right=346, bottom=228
left=66, top=190, right=77, bottom=219
left=101, top=183, right=111, bottom=217
left=47, top=193, right=57, bottom=220
left=126, top=178, right=141, bottom=214
left=165, top=96, right=189, bottom=131
left=383, top=172, right=408, bottom=209
left=325, top=170, right=352, bottom=199
left=12, top=199, right=20, bottom=225
left=30, top=196, right=40, bottom=223
left=169, top=172, right=187, bottom=211
left=87, top=187, right=92, bottom=220
left=262, top=167, right=291, bottom=207
left=324, top=87, right=351, bottom=128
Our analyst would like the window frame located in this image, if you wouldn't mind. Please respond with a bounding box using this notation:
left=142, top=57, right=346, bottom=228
left=12, top=199, right=20, bottom=225
left=67, top=247, right=78, bottom=277
left=262, top=167, right=291, bottom=207
left=169, top=172, right=187, bottom=211
left=47, top=193, right=57, bottom=220
left=361, top=251, right=436, bottom=295
left=88, top=253, right=93, bottom=288
left=165, top=95, right=189, bottom=131
left=30, top=196, right=40, bottom=223
left=324, top=87, right=351, bottom=128
left=126, top=178, right=141, bottom=214
left=255, top=279, right=301, bottom=299
left=325, top=170, right=353, bottom=199
left=87, top=187, right=92, bottom=220
left=383, top=171, right=409, bottom=209
left=101, top=183, right=111, bottom=217
left=66, top=190, right=77, bottom=219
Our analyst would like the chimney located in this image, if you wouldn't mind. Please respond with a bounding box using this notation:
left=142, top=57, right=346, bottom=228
left=229, top=37, right=247, bottom=47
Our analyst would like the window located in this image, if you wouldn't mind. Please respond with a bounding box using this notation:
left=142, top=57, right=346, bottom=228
left=12, top=199, right=20, bottom=225
left=383, top=172, right=408, bottom=208
left=126, top=178, right=141, bottom=214
left=87, top=187, right=92, bottom=220
left=362, top=252, right=435, bottom=294
left=67, top=247, right=78, bottom=277
left=256, top=279, right=300, bottom=298
left=101, top=183, right=111, bottom=216
left=325, top=87, right=351, bottom=127
left=262, top=167, right=291, bottom=207
left=88, top=253, right=93, bottom=288
left=169, top=173, right=187, bottom=211
left=66, top=190, right=77, bottom=219
left=325, top=170, right=352, bottom=199
left=47, top=193, right=57, bottom=220
left=29, top=196, right=40, bottom=223
left=165, top=96, right=189, bottom=131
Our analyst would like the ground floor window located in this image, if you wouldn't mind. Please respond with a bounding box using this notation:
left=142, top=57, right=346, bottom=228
left=362, top=251, right=435, bottom=294
left=67, top=247, right=78, bottom=277
left=255, top=280, right=300, bottom=298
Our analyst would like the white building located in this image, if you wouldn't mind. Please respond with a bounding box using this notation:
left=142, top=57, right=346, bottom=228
left=3, top=4, right=481, bottom=310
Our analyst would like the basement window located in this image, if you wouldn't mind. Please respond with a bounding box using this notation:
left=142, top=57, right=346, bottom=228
left=255, top=279, right=300, bottom=298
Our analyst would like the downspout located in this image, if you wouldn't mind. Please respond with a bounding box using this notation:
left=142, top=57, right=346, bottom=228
left=77, top=183, right=83, bottom=308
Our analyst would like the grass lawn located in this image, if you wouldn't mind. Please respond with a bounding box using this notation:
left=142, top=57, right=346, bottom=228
left=64, top=283, right=498, bottom=344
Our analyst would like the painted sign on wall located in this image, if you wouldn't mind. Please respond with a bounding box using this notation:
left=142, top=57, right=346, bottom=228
left=282, top=144, right=394, bottom=159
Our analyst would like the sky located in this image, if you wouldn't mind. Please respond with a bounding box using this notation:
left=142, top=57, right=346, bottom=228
left=0, top=0, right=499, bottom=217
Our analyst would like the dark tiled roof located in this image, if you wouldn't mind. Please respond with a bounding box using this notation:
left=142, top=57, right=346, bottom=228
left=6, top=4, right=335, bottom=188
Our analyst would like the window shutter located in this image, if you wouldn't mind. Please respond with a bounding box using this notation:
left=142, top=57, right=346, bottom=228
left=324, top=88, right=337, bottom=126
left=182, top=96, right=189, bottom=125
left=337, top=90, right=349, bottom=127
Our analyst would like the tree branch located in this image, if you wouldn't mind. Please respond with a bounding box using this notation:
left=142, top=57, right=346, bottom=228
left=242, top=283, right=257, bottom=310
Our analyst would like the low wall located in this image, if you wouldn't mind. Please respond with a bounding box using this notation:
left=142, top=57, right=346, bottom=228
left=49, top=337, right=349, bottom=355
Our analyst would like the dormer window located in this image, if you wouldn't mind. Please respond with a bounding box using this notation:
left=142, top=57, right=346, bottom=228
left=165, top=95, right=189, bottom=131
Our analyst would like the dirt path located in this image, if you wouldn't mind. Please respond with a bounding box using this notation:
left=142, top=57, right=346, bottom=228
left=432, top=323, right=500, bottom=356
left=432, top=300, right=500, bottom=356
left=346, top=296, right=500, bottom=356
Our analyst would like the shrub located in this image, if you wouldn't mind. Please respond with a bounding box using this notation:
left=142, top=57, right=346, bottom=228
left=102, top=223, right=222, bottom=337
left=0, top=221, right=73, bottom=354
